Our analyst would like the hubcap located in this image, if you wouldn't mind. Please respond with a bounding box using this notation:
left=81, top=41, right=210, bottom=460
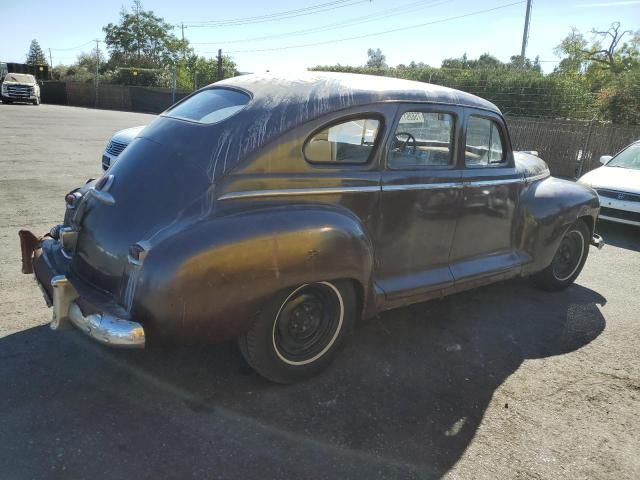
left=552, top=230, right=585, bottom=281
left=272, top=282, right=344, bottom=366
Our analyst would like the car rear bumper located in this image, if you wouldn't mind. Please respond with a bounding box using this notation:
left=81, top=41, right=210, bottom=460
left=19, top=230, right=145, bottom=348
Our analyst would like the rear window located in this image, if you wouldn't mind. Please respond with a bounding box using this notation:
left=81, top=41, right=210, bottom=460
left=165, top=88, right=250, bottom=124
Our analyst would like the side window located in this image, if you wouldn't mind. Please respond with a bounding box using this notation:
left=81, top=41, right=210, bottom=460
left=389, top=111, right=454, bottom=169
left=465, top=116, right=505, bottom=166
left=304, top=117, right=380, bottom=164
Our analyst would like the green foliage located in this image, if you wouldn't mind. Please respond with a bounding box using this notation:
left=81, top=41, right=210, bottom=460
left=103, top=0, right=187, bottom=69
left=26, top=39, right=47, bottom=65
left=596, top=69, right=640, bottom=125
left=553, top=22, right=640, bottom=124
left=312, top=57, right=593, bottom=119
left=176, top=54, right=238, bottom=90
left=366, top=48, right=387, bottom=69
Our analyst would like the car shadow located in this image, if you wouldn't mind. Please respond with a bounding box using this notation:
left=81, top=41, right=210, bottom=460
left=596, top=220, right=640, bottom=252
left=0, top=280, right=606, bottom=479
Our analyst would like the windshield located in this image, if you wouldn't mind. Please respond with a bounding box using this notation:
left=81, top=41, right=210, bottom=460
left=164, top=88, right=250, bottom=124
left=4, top=73, right=35, bottom=83
left=607, top=143, right=640, bottom=170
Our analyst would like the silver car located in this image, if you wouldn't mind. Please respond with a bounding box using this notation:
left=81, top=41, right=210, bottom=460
left=102, top=125, right=145, bottom=171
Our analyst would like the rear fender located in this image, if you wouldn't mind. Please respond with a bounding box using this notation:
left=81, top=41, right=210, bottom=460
left=517, top=177, right=599, bottom=274
left=132, top=203, right=374, bottom=344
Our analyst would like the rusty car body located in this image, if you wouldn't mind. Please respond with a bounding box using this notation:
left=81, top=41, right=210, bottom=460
left=20, top=72, right=604, bottom=382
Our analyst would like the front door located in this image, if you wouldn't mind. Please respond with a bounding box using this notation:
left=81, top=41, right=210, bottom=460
left=376, top=105, right=463, bottom=307
left=449, top=110, right=523, bottom=282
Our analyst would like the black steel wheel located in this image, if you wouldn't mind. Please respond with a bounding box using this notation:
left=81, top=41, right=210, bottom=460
left=531, top=219, right=590, bottom=291
left=239, top=280, right=356, bottom=383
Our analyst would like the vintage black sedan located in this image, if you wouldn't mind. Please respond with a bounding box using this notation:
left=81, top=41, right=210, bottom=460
left=20, top=72, right=604, bottom=383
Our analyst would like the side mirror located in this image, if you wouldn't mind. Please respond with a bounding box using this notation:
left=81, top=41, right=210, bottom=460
left=599, top=155, right=612, bottom=165
left=38, top=80, right=44, bottom=86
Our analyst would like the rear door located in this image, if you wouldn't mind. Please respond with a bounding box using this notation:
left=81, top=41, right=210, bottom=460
left=449, top=109, right=524, bottom=283
left=375, top=104, right=463, bottom=306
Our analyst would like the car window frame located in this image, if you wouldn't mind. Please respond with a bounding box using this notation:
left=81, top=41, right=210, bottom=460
left=384, top=104, right=460, bottom=171
left=463, top=112, right=511, bottom=169
left=303, top=113, right=385, bottom=167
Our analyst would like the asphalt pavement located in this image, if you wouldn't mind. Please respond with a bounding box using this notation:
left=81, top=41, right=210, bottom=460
left=0, top=104, right=638, bottom=479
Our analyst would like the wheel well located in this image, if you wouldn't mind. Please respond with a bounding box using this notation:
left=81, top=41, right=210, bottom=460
left=346, top=278, right=365, bottom=322
left=579, top=215, right=594, bottom=236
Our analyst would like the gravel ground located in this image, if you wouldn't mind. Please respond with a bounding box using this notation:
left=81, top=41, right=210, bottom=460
left=0, top=104, right=638, bottom=479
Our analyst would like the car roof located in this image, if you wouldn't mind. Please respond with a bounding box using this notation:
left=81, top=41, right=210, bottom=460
left=217, top=71, right=500, bottom=114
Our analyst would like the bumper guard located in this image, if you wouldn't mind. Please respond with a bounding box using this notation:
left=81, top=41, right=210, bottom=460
left=20, top=230, right=145, bottom=348
left=591, top=233, right=605, bottom=250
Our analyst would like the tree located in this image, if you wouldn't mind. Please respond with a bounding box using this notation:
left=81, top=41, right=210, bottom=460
left=597, top=69, right=640, bottom=124
left=366, top=48, right=387, bottom=69
left=26, top=39, right=47, bottom=65
left=76, top=48, right=106, bottom=75
left=555, top=22, right=639, bottom=75
left=176, top=54, right=238, bottom=91
left=103, top=0, right=188, bottom=69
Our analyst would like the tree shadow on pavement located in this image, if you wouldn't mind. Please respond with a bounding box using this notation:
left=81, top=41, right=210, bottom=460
left=0, top=280, right=605, bottom=479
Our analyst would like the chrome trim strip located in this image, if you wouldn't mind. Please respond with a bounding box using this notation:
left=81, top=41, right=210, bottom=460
left=219, top=177, right=543, bottom=199
left=218, top=185, right=380, bottom=200
left=524, top=171, right=551, bottom=183
left=383, top=182, right=463, bottom=191
left=463, top=178, right=524, bottom=187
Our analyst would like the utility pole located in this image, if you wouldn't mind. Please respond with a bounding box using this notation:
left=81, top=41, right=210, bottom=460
left=48, top=48, right=53, bottom=69
left=217, top=49, right=223, bottom=81
left=520, top=0, right=532, bottom=63
left=181, top=23, right=186, bottom=59
left=95, top=39, right=100, bottom=107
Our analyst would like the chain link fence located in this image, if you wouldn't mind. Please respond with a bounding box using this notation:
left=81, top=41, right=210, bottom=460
left=39, top=81, right=640, bottom=178
left=507, top=117, right=640, bottom=178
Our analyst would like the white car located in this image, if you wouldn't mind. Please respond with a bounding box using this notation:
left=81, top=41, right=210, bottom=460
left=578, top=140, right=640, bottom=227
left=102, top=125, right=145, bottom=171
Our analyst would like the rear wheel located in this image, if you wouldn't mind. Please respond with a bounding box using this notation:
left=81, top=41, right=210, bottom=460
left=239, top=280, right=356, bottom=383
left=531, top=219, right=590, bottom=291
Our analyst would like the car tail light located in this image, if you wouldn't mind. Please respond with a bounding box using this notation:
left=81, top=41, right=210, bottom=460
left=95, top=175, right=112, bottom=191
left=65, top=192, right=82, bottom=207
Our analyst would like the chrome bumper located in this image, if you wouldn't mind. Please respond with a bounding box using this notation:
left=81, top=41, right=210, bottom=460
left=50, top=275, right=145, bottom=348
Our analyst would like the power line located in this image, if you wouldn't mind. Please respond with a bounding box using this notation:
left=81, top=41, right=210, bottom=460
left=191, top=0, right=452, bottom=45
left=184, top=0, right=365, bottom=27
left=212, top=1, right=525, bottom=54
left=50, top=40, right=98, bottom=51
left=184, top=0, right=369, bottom=27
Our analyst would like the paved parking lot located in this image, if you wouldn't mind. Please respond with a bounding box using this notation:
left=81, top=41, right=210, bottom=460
left=1, top=104, right=639, bottom=479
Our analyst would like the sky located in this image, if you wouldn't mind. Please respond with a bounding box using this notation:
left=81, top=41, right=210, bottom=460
left=1, top=0, right=638, bottom=73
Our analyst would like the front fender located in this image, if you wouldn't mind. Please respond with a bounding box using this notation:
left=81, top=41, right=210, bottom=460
left=131, top=203, right=374, bottom=344
left=518, top=177, right=599, bottom=274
